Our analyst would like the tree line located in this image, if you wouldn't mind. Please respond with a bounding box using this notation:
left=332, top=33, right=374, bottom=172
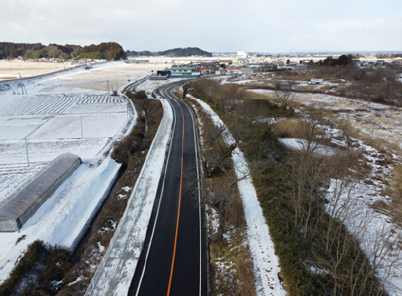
left=0, top=42, right=126, bottom=60
left=126, top=47, right=213, bottom=57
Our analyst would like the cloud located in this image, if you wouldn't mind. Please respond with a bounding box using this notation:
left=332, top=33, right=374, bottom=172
left=0, top=0, right=401, bottom=52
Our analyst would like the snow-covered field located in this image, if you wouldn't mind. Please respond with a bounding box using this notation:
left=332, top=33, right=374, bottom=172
left=0, top=62, right=151, bottom=284
left=60, top=62, right=169, bottom=91
left=0, top=91, right=128, bottom=204
left=188, top=94, right=286, bottom=296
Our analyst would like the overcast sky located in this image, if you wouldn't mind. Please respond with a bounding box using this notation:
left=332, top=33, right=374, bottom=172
left=1, top=0, right=401, bottom=53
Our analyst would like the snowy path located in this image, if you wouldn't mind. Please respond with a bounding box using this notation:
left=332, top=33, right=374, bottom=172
left=189, top=95, right=286, bottom=296
left=86, top=98, right=173, bottom=296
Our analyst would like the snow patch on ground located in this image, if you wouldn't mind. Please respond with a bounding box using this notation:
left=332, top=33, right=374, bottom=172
left=279, top=138, right=339, bottom=156
left=324, top=138, right=402, bottom=295
left=189, top=94, right=286, bottom=296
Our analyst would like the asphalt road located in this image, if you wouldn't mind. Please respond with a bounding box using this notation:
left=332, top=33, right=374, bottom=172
left=128, top=82, right=207, bottom=296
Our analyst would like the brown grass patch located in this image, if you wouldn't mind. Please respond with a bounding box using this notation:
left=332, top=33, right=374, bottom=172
left=319, top=85, right=336, bottom=91
left=273, top=118, right=304, bottom=138
left=392, top=165, right=402, bottom=194
left=297, top=85, right=316, bottom=92
left=0, top=76, right=18, bottom=80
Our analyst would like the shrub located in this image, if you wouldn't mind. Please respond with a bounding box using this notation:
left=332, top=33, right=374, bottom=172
left=126, top=90, right=148, bottom=101
left=0, top=241, right=72, bottom=296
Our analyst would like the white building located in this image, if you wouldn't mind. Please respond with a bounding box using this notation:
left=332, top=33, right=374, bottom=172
left=237, top=51, right=248, bottom=59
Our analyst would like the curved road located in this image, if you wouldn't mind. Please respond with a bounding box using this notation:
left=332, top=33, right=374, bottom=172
left=128, top=82, right=207, bottom=296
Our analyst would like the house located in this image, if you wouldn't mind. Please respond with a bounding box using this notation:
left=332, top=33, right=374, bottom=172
left=375, top=60, right=386, bottom=68
left=215, top=70, right=227, bottom=76
left=170, top=67, right=193, bottom=76
left=162, top=66, right=203, bottom=78
left=217, top=60, right=232, bottom=66
left=227, top=68, right=241, bottom=75
left=273, top=60, right=285, bottom=67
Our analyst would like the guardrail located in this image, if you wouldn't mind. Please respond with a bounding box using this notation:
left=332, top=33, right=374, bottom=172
left=121, top=74, right=151, bottom=93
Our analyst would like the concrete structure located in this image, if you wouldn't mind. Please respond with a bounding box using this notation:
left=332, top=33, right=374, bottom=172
left=0, top=153, right=82, bottom=232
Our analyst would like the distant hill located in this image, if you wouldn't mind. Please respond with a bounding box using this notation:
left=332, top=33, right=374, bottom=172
left=127, top=47, right=212, bottom=57
left=0, top=42, right=126, bottom=60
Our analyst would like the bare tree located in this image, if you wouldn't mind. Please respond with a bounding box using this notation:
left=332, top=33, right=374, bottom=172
left=274, top=79, right=296, bottom=108
left=203, top=174, right=239, bottom=243
left=182, top=83, right=191, bottom=99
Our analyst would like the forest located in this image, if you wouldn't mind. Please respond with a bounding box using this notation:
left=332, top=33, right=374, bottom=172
left=0, top=42, right=126, bottom=60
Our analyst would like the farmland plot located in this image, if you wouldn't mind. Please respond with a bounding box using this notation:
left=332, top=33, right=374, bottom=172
left=0, top=93, right=128, bottom=203
left=0, top=63, right=150, bottom=285
left=0, top=163, right=47, bottom=206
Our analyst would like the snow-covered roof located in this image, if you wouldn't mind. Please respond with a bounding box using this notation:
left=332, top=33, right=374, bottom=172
left=0, top=153, right=81, bottom=232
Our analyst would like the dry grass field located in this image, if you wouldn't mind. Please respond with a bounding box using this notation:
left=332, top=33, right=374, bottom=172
left=0, top=60, right=74, bottom=79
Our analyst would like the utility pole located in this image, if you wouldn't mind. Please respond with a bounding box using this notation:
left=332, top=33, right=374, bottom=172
left=25, top=137, right=30, bottom=167
left=107, top=80, right=109, bottom=93
left=81, top=115, right=83, bottom=138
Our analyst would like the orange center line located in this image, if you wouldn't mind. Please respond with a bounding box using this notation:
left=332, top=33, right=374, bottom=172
left=167, top=98, right=185, bottom=296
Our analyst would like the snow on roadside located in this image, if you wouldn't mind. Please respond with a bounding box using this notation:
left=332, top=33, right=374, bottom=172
left=188, top=94, right=286, bottom=296
left=86, top=98, right=173, bottom=296
left=135, top=79, right=174, bottom=94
